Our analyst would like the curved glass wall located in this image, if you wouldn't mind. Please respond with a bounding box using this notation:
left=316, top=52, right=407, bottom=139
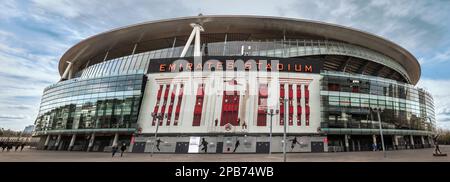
left=320, top=71, right=435, bottom=134
left=76, top=39, right=410, bottom=82
left=35, top=74, right=145, bottom=133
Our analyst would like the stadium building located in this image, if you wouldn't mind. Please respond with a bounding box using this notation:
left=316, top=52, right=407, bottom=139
left=34, top=15, right=435, bottom=153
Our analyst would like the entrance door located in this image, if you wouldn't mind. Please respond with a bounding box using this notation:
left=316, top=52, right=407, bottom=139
left=220, top=91, right=240, bottom=126
left=256, top=142, right=270, bottom=153
left=216, top=142, right=223, bottom=153
left=175, top=142, right=189, bottom=153
left=311, top=141, right=324, bottom=152
left=132, top=142, right=146, bottom=153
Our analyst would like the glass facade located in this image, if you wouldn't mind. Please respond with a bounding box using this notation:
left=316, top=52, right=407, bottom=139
left=76, top=39, right=409, bottom=83
left=320, top=71, right=435, bottom=133
left=79, top=54, right=150, bottom=79
left=34, top=74, right=145, bottom=133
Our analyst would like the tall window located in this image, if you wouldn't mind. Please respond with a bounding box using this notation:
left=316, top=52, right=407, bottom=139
left=174, top=84, right=184, bottom=126
left=166, top=85, right=177, bottom=126
left=288, top=84, right=294, bottom=126
left=158, top=84, right=170, bottom=126
left=279, top=84, right=285, bottom=125
left=296, top=85, right=302, bottom=126
left=257, top=84, right=268, bottom=126
left=305, top=85, right=310, bottom=126
left=192, top=84, right=205, bottom=126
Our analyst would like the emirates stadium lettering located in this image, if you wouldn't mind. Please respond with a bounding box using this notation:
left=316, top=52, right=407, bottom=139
left=148, top=56, right=323, bottom=73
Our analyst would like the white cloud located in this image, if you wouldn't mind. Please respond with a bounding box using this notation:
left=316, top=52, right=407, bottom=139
left=0, top=0, right=23, bottom=20
left=0, top=114, right=26, bottom=120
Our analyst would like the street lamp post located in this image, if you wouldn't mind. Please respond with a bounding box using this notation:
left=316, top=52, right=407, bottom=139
left=266, top=109, right=279, bottom=155
left=283, top=98, right=288, bottom=162
left=150, top=112, right=167, bottom=157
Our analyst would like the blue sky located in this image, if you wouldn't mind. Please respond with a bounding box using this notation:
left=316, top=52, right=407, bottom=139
left=1, top=0, right=450, bottom=130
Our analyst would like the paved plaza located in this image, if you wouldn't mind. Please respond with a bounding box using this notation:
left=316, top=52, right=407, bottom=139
left=1, top=146, right=449, bottom=162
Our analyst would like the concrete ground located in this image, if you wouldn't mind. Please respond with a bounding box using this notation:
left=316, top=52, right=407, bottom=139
left=1, top=145, right=449, bottom=162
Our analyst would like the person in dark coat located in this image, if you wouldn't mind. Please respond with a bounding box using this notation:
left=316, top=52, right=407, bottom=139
left=155, top=139, right=162, bottom=151
left=233, top=140, right=240, bottom=153
left=15, top=144, right=20, bottom=151
left=111, top=145, right=118, bottom=157
left=289, top=137, right=299, bottom=151
left=20, top=143, right=26, bottom=151
left=200, top=138, right=208, bottom=153
left=120, top=143, right=127, bottom=157
left=7, top=143, right=12, bottom=152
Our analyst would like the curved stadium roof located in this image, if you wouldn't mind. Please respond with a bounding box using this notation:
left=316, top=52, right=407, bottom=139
left=58, top=15, right=421, bottom=84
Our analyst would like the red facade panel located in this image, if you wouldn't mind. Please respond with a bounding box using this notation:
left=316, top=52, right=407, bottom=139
left=192, top=84, right=205, bottom=126
left=220, top=91, right=240, bottom=126
left=257, top=84, right=268, bottom=126
left=152, top=85, right=163, bottom=126
left=174, top=84, right=184, bottom=126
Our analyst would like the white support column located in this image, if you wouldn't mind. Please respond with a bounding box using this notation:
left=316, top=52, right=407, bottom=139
left=87, top=133, right=95, bottom=152
left=194, top=26, right=202, bottom=57
left=61, top=61, right=73, bottom=80
left=410, top=135, right=415, bottom=149
left=112, top=133, right=119, bottom=147
left=180, top=23, right=204, bottom=58
left=44, top=135, right=51, bottom=150
left=131, top=43, right=138, bottom=55
left=68, top=134, right=76, bottom=151
left=54, top=134, right=62, bottom=150
left=372, top=134, right=377, bottom=150
left=344, top=134, right=350, bottom=152
left=103, top=51, right=109, bottom=62
left=394, top=135, right=399, bottom=150
left=68, top=68, right=73, bottom=80
left=421, top=136, right=425, bottom=148
left=180, top=28, right=197, bottom=58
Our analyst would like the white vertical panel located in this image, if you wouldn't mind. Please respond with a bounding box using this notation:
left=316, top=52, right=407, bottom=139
left=301, top=84, right=306, bottom=126
left=293, top=83, right=298, bottom=125
left=170, top=83, right=180, bottom=126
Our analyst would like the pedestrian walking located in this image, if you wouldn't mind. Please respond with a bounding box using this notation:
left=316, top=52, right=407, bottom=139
left=200, top=138, right=208, bottom=153
left=120, top=143, right=127, bottom=157
left=20, top=143, right=25, bottom=151
left=289, top=137, right=299, bottom=151
left=155, top=138, right=162, bottom=151
left=111, top=145, right=118, bottom=157
left=233, top=139, right=240, bottom=153
left=242, top=121, right=247, bottom=130
left=15, top=144, right=20, bottom=151
left=372, top=143, right=377, bottom=151
left=433, top=135, right=442, bottom=155
left=7, top=143, right=12, bottom=152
